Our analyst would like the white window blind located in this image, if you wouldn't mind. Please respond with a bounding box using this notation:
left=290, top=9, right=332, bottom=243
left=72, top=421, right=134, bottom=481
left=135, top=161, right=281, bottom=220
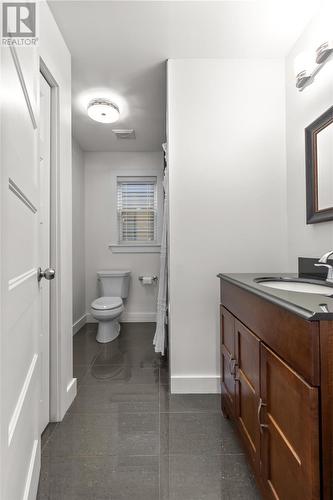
left=117, top=177, right=157, bottom=243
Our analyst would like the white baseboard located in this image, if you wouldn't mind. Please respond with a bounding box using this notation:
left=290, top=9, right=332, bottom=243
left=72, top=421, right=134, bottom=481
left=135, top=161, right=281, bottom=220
left=23, top=439, right=40, bottom=500
left=65, top=378, right=77, bottom=414
left=72, top=313, right=87, bottom=335
left=121, top=311, right=156, bottom=322
left=86, top=311, right=156, bottom=323
left=86, top=313, right=97, bottom=323
left=171, top=375, right=221, bottom=394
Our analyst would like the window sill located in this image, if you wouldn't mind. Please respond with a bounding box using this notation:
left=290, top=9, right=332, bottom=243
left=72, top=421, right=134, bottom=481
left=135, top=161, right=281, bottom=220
left=109, top=243, right=161, bottom=254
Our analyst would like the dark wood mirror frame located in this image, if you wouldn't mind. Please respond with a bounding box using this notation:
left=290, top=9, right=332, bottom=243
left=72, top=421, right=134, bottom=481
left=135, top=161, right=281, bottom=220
left=305, top=105, right=333, bottom=224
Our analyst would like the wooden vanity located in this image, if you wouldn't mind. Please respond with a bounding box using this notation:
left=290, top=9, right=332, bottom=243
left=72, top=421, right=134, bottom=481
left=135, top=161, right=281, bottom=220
left=219, top=275, right=333, bottom=500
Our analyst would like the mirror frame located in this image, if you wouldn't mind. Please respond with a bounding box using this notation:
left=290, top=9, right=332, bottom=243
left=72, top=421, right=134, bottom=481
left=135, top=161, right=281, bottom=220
left=305, top=105, right=333, bottom=224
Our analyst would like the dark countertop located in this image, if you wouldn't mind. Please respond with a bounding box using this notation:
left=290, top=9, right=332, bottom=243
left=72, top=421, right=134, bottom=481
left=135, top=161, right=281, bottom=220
left=218, top=273, right=333, bottom=321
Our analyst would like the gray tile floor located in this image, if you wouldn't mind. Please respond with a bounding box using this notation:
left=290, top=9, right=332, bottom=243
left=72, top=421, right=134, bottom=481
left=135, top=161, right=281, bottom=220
left=38, top=323, right=259, bottom=500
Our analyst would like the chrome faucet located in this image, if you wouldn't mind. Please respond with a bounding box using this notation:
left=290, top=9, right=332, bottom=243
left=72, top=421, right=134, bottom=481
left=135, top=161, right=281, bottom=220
left=315, top=251, right=333, bottom=283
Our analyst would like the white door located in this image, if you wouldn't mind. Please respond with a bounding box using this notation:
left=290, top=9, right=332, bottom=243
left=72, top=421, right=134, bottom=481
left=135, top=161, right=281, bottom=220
left=39, top=74, right=51, bottom=434
left=0, top=44, right=50, bottom=499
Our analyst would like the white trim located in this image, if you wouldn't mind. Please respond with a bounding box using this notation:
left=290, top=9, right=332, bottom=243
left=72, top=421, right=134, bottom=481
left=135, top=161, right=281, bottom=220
left=0, top=36, right=3, bottom=497
left=72, top=313, right=87, bottom=335
left=122, top=311, right=156, bottom=322
left=170, top=375, right=221, bottom=394
left=109, top=243, right=161, bottom=254
left=22, top=439, right=40, bottom=500
left=67, top=378, right=77, bottom=395
left=66, top=378, right=77, bottom=410
left=40, top=1, right=74, bottom=422
left=86, top=311, right=156, bottom=323
left=86, top=313, right=98, bottom=323
left=117, top=176, right=158, bottom=243
left=8, top=354, right=38, bottom=445
left=8, top=268, right=37, bottom=291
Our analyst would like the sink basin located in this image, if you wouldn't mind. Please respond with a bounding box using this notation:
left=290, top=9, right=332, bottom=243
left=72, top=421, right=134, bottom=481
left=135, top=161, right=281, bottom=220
left=255, top=277, right=333, bottom=296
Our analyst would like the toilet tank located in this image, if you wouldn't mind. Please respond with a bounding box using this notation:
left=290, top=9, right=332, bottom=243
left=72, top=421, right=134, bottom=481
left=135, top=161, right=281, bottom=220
left=97, top=270, right=131, bottom=298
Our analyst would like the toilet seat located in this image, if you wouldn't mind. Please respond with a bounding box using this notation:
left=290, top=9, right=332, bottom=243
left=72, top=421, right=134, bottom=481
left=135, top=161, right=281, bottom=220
left=91, top=296, right=123, bottom=311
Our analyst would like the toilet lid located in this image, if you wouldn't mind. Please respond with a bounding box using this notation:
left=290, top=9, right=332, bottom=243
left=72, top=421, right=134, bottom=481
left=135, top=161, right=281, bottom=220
left=91, top=297, right=123, bottom=310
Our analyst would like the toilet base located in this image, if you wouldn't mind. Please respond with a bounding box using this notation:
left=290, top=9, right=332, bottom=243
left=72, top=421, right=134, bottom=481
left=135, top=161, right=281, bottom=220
left=96, top=319, right=121, bottom=343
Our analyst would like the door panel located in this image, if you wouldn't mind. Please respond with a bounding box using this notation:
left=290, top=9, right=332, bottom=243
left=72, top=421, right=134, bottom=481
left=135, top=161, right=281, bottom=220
left=4, top=49, right=38, bottom=213
left=235, top=320, right=260, bottom=469
left=1, top=44, right=41, bottom=500
left=260, top=344, right=320, bottom=500
left=7, top=192, right=38, bottom=294
left=220, top=306, right=236, bottom=416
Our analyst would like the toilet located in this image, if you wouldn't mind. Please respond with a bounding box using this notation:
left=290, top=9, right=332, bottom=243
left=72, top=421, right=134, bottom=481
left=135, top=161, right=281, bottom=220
left=91, top=270, right=131, bottom=343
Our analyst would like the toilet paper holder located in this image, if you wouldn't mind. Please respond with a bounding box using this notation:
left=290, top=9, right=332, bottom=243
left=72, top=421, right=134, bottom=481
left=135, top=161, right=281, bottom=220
left=139, top=275, right=158, bottom=283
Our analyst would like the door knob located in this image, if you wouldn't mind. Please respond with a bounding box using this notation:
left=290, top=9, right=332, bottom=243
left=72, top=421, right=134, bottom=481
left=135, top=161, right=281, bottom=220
left=37, top=267, right=55, bottom=282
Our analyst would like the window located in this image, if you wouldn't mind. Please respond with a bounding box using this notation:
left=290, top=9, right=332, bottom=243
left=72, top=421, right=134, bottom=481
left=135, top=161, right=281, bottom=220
left=117, top=177, right=157, bottom=243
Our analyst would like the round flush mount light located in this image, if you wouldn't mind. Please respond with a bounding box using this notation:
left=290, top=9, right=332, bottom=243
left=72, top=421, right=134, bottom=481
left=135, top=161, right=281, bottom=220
left=87, top=98, right=120, bottom=124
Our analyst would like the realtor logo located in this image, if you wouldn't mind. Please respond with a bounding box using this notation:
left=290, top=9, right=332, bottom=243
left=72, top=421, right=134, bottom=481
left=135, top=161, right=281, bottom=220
left=2, top=2, right=38, bottom=45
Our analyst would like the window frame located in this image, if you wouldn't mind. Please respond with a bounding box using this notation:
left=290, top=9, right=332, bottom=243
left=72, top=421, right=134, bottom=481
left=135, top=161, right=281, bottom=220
left=115, top=175, right=159, bottom=249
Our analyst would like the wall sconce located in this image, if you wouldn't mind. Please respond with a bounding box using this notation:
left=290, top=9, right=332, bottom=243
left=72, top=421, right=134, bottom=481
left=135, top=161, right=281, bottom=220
left=294, top=52, right=313, bottom=90
left=316, top=40, right=333, bottom=64
left=295, top=41, right=333, bottom=91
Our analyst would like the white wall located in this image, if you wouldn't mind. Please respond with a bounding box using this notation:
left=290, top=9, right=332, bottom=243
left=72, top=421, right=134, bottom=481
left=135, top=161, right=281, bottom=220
left=286, top=0, right=333, bottom=269
left=167, top=59, right=288, bottom=393
left=84, top=152, right=164, bottom=322
left=72, top=138, right=86, bottom=333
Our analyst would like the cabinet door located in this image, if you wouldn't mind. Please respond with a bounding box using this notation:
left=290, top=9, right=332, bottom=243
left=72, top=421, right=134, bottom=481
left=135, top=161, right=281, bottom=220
left=220, top=306, right=236, bottom=416
left=235, top=320, right=261, bottom=470
left=260, top=344, right=320, bottom=500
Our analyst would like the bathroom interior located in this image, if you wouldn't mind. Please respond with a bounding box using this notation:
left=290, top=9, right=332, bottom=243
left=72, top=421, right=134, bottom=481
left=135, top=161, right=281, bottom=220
left=1, top=0, right=333, bottom=498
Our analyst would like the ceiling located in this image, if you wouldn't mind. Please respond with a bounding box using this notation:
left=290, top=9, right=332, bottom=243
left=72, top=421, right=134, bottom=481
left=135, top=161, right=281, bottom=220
left=48, top=0, right=321, bottom=152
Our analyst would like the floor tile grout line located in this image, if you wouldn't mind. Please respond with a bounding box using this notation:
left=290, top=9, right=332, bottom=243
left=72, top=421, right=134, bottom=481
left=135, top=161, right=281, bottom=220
left=42, top=451, right=246, bottom=457
left=48, top=410, right=161, bottom=418
left=58, top=411, right=225, bottom=418
left=159, top=410, right=222, bottom=414
left=41, top=451, right=246, bottom=460
left=48, top=413, right=228, bottom=424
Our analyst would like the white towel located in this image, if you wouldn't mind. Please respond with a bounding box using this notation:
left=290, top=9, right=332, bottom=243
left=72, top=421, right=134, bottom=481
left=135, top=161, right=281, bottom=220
left=153, top=149, right=168, bottom=355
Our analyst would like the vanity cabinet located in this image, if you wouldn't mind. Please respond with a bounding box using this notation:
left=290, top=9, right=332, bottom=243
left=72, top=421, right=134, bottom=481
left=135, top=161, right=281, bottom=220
left=219, top=278, right=333, bottom=499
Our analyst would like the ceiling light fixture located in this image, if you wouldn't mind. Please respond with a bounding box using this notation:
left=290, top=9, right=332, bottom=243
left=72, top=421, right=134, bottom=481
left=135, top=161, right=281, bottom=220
left=87, top=98, right=120, bottom=123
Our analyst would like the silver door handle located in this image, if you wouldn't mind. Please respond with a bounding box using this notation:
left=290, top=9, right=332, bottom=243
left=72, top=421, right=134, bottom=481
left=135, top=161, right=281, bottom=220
left=257, top=398, right=268, bottom=433
left=37, top=267, right=55, bottom=282
left=229, top=357, right=238, bottom=377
